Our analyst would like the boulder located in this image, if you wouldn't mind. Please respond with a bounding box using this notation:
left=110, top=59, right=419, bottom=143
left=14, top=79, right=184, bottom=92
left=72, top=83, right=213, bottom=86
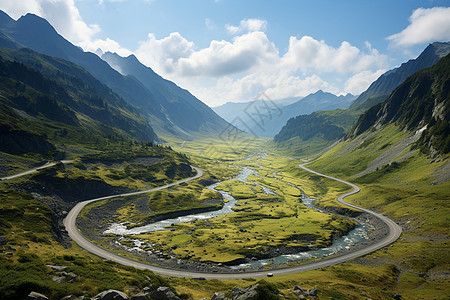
left=93, top=289, right=129, bottom=300
left=232, top=285, right=258, bottom=300
left=293, top=285, right=304, bottom=293
left=61, top=296, right=78, bottom=300
left=130, top=292, right=150, bottom=300
left=149, top=286, right=180, bottom=300
left=211, top=292, right=227, bottom=300
left=26, top=292, right=49, bottom=300
left=305, top=288, right=317, bottom=297
left=232, top=287, right=245, bottom=299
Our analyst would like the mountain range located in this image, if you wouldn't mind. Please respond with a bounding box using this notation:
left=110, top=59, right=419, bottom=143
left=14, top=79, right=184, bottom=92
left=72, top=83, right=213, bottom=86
left=213, top=90, right=356, bottom=137
left=274, top=41, right=450, bottom=155
left=350, top=52, right=450, bottom=155
left=0, top=10, right=229, bottom=140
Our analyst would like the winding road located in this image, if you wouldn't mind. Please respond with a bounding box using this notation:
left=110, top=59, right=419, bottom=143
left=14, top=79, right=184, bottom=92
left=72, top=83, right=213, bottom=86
left=3, top=160, right=402, bottom=279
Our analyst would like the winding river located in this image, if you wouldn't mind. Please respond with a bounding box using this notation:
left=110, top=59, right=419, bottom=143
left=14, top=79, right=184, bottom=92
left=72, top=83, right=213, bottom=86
left=104, top=161, right=372, bottom=268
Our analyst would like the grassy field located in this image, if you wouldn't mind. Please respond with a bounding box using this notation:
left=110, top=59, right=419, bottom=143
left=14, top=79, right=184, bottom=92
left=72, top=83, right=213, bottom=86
left=1, top=129, right=448, bottom=299
left=163, top=129, right=449, bottom=299
left=97, top=139, right=358, bottom=265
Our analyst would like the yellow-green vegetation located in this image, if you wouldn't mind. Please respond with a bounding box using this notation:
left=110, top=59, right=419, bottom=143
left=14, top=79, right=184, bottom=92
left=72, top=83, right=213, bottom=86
left=169, top=263, right=404, bottom=299
left=166, top=135, right=269, bottom=181
left=0, top=188, right=175, bottom=300
left=298, top=124, right=450, bottom=298
left=130, top=148, right=357, bottom=264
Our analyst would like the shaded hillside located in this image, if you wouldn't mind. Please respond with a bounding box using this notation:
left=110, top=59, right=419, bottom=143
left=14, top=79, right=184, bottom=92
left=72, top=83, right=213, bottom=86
left=0, top=11, right=229, bottom=139
left=0, top=47, right=157, bottom=143
left=350, top=41, right=450, bottom=109
left=102, top=52, right=229, bottom=137
left=350, top=53, right=450, bottom=155
left=273, top=109, right=361, bottom=156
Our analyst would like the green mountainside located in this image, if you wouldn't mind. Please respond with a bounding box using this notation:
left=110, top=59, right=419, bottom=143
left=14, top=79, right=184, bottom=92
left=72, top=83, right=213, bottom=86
left=273, top=109, right=361, bottom=156
left=0, top=11, right=229, bottom=139
left=350, top=53, right=450, bottom=155
left=274, top=42, right=450, bottom=156
left=0, top=45, right=159, bottom=154
left=298, top=54, right=450, bottom=300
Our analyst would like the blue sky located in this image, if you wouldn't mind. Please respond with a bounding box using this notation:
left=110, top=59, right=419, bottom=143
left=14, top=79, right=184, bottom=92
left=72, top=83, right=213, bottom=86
left=1, top=0, right=450, bottom=106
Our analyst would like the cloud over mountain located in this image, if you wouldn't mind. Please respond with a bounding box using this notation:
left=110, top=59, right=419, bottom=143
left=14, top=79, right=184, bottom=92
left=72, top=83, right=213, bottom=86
left=388, top=7, right=450, bottom=47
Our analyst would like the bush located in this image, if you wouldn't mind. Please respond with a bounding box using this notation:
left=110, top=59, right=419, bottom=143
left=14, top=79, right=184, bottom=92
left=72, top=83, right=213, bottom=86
left=255, top=280, right=280, bottom=300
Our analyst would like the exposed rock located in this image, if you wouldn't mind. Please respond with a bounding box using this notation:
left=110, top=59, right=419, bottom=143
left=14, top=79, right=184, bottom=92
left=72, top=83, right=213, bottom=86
left=26, top=291, right=49, bottom=300
left=93, top=289, right=129, bottom=300
left=232, top=284, right=259, bottom=300
left=305, top=288, right=318, bottom=297
left=52, top=275, right=66, bottom=283
left=130, top=292, right=150, bottom=300
left=232, top=287, right=245, bottom=299
left=306, top=288, right=318, bottom=297
left=211, top=292, right=227, bottom=300
left=142, top=285, right=156, bottom=292
left=149, top=286, right=180, bottom=300
left=46, top=264, right=67, bottom=271
left=293, top=285, right=304, bottom=293
left=61, top=296, right=78, bottom=300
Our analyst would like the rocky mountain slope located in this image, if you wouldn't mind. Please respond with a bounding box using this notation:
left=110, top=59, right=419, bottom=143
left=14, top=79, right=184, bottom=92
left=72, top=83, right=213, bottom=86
left=350, top=52, right=450, bottom=156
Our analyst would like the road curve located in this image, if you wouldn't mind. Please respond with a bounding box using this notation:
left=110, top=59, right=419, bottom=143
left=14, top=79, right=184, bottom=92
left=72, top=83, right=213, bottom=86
left=0, top=160, right=73, bottom=181
left=63, top=163, right=402, bottom=279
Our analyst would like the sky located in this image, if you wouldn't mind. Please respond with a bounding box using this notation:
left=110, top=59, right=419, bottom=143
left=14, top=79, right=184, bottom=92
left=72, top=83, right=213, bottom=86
left=1, top=0, right=450, bottom=107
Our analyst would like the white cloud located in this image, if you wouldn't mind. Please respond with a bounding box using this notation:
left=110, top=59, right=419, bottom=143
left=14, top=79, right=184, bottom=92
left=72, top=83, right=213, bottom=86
left=226, top=18, right=267, bottom=35
left=136, top=31, right=278, bottom=77
left=177, top=31, right=278, bottom=76
left=135, top=32, right=194, bottom=75
left=388, top=7, right=450, bottom=47
left=134, top=28, right=388, bottom=105
left=281, top=36, right=388, bottom=74
left=190, top=72, right=338, bottom=107
left=0, top=0, right=100, bottom=43
left=344, top=69, right=386, bottom=95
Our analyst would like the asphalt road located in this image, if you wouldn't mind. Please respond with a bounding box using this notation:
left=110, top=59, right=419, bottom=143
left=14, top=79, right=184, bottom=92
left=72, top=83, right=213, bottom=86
left=0, top=160, right=73, bottom=181
left=4, top=160, right=401, bottom=279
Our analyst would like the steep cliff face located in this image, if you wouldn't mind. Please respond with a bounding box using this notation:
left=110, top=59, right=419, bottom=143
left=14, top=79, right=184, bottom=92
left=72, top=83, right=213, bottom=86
left=350, top=53, right=450, bottom=154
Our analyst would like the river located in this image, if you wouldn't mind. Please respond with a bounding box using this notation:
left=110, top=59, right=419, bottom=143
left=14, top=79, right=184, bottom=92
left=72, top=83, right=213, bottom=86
left=104, top=159, right=371, bottom=267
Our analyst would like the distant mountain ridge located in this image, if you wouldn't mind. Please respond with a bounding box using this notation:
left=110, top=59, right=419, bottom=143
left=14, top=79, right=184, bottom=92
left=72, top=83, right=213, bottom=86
left=0, top=10, right=229, bottom=139
left=351, top=41, right=450, bottom=109
left=213, top=90, right=356, bottom=137
left=101, top=52, right=229, bottom=137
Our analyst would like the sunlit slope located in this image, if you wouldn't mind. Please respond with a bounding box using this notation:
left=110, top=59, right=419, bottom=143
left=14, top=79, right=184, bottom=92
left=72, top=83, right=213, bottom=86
left=302, top=53, right=450, bottom=299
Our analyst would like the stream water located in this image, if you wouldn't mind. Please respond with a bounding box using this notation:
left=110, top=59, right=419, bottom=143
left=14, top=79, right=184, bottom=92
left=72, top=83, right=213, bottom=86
left=104, top=160, right=371, bottom=267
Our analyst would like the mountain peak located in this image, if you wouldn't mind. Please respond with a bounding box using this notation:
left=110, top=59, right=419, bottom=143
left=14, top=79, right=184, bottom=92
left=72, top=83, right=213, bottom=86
left=313, top=90, right=326, bottom=95
left=350, top=41, right=450, bottom=110
left=0, top=10, right=14, bottom=27
left=16, top=12, right=59, bottom=36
